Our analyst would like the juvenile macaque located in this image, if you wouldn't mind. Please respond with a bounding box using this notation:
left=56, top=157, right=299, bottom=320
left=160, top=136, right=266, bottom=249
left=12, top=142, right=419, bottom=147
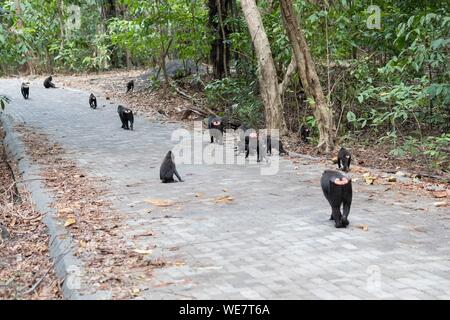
left=299, top=125, right=311, bottom=143
left=89, top=93, right=97, bottom=109
left=207, top=115, right=224, bottom=144
left=126, top=80, right=134, bottom=93
left=21, top=82, right=30, bottom=99
left=43, top=76, right=56, bottom=88
left=160, top=151, right=184, bottom=183
left=338, top=147, right=351, bottom=172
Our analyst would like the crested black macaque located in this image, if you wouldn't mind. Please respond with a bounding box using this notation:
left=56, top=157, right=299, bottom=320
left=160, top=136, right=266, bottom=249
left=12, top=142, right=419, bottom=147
left=222, top=116, right=241, bottom=130
left=126, top=80, right=134, bottom=93
left=160, top=151, right=184, bottom=183
left=43, top=76, right=56, bottom=88
left=207, top=115, right=224, bottom=144
left=321, top=170, right=352, bottom=228
left=299, top=125, right=311, bottom=143
left=21, top=82, right=29, bottom=99
left=266, top=134, right=288, bottom=156
left=117, top=105, right=134, bottom=130
left=245, top=131, right=267, bottom=162
left=235, top=124, right=248, bottom=155
left=338, top=147, right=351, bottom=172
left=89, top=93, right=97, bottom=109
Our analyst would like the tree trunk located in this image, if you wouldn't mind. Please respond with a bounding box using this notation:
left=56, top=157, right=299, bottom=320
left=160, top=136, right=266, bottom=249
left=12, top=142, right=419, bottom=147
left=241, top=0, right=285, bottom=133
left=56, top=0, right=65, bottom=50
left=126, top=50, right=132, bottom=69
left=208, top=0, right=231, bottom=79
left=279, top=0, right=334, bottom=152
left=14, top=0, right=34, bottom=74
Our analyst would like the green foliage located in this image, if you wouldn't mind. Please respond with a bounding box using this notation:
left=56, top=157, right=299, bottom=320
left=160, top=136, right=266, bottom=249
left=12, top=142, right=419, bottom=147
left=109, top=0, right=209, bottom=67
left=205, top=77, right=263, bottom=127
left=0, top=95, right=11, bottom=112
left=389, top=134, right=450, bottom=170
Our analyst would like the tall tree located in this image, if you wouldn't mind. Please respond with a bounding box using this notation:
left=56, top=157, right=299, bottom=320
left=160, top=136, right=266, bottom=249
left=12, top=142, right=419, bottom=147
left=279, top=0, right=335, bottom=152
left=240, top=0, right=285, bottom=132
left=56, top=0, right=65, bottom=49
left=14, top=0, right=33, bottom=74
left=208, top=0, right=231, bottom=79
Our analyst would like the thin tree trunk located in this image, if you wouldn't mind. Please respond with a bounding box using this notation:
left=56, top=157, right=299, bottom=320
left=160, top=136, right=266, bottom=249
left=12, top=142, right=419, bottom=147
left=279, top=0, right=334, bottom=152
left=216, top=0, right=228, bottom=77
left=14, top=0, right=34, bottom=74
left=14, top=0, right=23, bottom=28
left=208, top=0, right=231, bottom=79
left=241, top=0, right=285, bottom=133
left=56, top=0, right=65, bottom=50
left=126, top=50, right=132, bottom=69
left=279, top=56, right=296, bottom=96
left=156, top=0, right=170, bottom=89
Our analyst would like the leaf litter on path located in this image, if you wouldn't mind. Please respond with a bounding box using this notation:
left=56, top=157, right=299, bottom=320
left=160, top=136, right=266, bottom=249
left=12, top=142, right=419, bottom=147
left=354, top=224, right=369, bottom=231
left=145, top=199, right=176, bottom=207
left=213, top=195, right=234, bottom=204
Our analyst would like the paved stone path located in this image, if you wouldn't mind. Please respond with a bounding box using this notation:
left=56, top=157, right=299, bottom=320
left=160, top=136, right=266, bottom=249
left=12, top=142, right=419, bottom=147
left=1, top=79, right=449, bottom=300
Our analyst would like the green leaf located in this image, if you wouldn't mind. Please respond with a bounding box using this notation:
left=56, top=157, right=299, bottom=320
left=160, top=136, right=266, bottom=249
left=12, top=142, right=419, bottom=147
left=357, top=95, right=364, bottom=103
left=306, top=97, right=316, bottom=106
left=346, top=111, right=356, bottom=122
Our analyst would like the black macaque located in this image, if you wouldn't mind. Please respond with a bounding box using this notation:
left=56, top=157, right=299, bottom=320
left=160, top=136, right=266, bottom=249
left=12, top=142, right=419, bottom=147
left=338, top=147, right=351, bottom=172
left=43, top=76, right=56, bottom=88
left=117, top=105, right=134, bottom=130
left=299, top=125, right=311, bottom=143
left=235, top=124, right=248, bottom=155
left=126, top=80, right=134, bottom=93
left=266, top=134, right=288, bottom=156
left=207, top=115, right=224, bottom=144
left=160, top=151, right=184, bottom=183
left=321, top=170, right=352, bottom=228
left=89, top=93, right=97, bottom=109
left=222, top=116, right=241, bottom=130
left=245, top=131, right=267, bottom=162
left=21, top=82, right=29, bottom=99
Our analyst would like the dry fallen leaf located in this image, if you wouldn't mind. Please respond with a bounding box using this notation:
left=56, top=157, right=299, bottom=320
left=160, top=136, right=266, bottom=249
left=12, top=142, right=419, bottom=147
left=363, top=175, right=377, bottom=185
left=132, top=232, right=154, bottom=238
left=133, top=249, right=153, bottom=255
left=411, top=226, right=427, bottom=233
left=131, top=288, right=140, bottom=296
left=355, top=224, right=369, bottom=231
left=213, top=195, right=234, bottom=204
left=64, top=218, right=76, bottom=227
left=434, top=201, right=448, bottom=207
left=432, top=191, right=448, bottom=198
left=145, top=199, right=175, bottom=207
left=59, top=208, right=74, bottom=214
